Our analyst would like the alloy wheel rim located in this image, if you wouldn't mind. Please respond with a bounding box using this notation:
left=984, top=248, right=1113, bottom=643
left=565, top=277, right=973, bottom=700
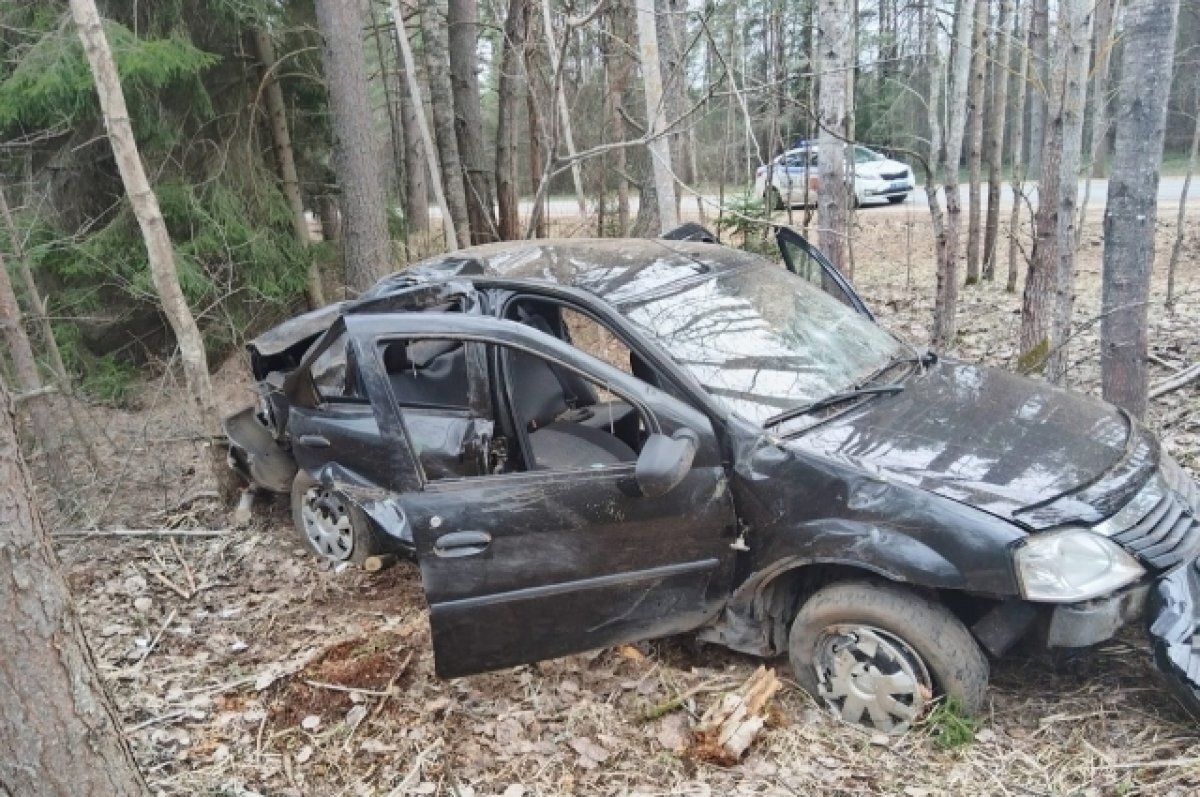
left=812, top=624, right=931, bottom=733
left=300, top=487, right=353, bottom=562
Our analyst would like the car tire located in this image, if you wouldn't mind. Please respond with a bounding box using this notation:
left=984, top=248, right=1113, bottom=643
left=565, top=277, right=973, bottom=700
left=887, top=194, right=907, bottom=205
left=788, top=580, right=988, bottom=732
left=290, top=470, right=379, bottom=566
left=766, top=187, right=785, bottom=211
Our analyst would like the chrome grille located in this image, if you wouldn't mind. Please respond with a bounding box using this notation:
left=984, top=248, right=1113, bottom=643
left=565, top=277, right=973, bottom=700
left=1112, top=489, right=1200, bottom=572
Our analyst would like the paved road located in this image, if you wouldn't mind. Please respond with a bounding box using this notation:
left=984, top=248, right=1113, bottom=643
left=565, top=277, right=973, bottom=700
left=506, top=175, right=1200, bottom=219
left=404, top=176, right=1198, bottom=226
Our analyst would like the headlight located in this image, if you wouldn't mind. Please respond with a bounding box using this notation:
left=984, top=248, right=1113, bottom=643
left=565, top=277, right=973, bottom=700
left=1015, top=527, right=1145, bottom=602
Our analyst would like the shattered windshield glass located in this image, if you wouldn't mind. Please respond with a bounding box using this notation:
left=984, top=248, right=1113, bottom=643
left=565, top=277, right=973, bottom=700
left=616, top=264, right=904, bottom=425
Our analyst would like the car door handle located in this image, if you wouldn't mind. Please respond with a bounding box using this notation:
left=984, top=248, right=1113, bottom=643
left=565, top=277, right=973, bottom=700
left=297, top=434, right=330, bottom=448
left=433, top=530, right=492, bottom=558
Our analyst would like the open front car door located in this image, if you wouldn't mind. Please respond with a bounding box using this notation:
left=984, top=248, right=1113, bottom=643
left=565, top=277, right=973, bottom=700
left=345, top=313, right=739, bottom=678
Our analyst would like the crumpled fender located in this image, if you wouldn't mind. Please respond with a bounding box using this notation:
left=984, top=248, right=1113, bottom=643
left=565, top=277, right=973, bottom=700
left=698, top=520, right=967, bottom=657
left=312, top=463, right=413, bottom=550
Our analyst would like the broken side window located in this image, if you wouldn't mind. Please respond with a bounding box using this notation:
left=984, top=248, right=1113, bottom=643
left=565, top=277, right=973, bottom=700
left=310, top=331, right=365, bottom=402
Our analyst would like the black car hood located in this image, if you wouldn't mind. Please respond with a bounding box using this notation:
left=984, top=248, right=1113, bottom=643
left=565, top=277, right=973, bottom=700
left=790, top=360, right=1135, bottom=526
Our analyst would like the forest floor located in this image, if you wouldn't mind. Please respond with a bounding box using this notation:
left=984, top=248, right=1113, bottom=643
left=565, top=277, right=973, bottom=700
left=41, top=205, right=1200, bottom=796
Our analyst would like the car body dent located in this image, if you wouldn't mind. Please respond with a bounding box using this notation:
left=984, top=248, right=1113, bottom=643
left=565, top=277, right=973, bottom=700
left=789, top=358, right=1134, bottom=526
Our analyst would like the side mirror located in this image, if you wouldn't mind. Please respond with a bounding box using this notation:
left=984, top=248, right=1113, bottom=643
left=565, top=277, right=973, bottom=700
left=635, top=428, right=698, bottom=498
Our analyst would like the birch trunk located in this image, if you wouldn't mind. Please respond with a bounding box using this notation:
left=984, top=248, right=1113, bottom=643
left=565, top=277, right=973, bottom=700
left=449, top=0, right=498, bottom=243
left=1077, top=0, right=1119, bottom=241
left=495, top=0, right=528, bottom=241
left=315, top=0, right=392, bottom=289
left=816, top=0, right=850, bottom=273
left=391, top=0, right=454, bottom=250
left=982, top=0, right=1012, bottom=281
left=0, top=380, right=148, bottom=797
left=1006, top=0, right=1032, bottom=293
left=1019, top=0, right=1091, bottom=380
left=420, top=0, right=472, bottom=247
left=69, top=0, right=231, bottom=495
left=1027, top=0, right=1048, bottom=171
left=251, top=27, right=323, bottom=305
left=922, top=0, right=948, bottom=319
left=541, top=0, right=588, bottom=219
left=932, top=0, right=976, bottom=347
left=635, top=0, right=679, bottom=234
left=964, top=0, right=989, bottom=285
left=1101, top=0, right=1182, bottom=417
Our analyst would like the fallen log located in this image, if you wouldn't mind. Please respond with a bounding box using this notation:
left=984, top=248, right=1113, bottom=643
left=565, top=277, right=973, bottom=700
left=1150, top=363, right=1200, bottom=400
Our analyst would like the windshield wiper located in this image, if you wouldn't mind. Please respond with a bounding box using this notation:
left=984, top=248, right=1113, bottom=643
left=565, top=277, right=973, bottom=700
left=763, top=384, right=906, bottom=429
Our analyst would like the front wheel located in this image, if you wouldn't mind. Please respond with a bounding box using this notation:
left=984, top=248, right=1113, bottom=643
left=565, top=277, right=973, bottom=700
left=765, top=187, right=785, bottom=211
left=788, top=580, right=988, bottom=733
left=887, top=194, right=908, bottom=205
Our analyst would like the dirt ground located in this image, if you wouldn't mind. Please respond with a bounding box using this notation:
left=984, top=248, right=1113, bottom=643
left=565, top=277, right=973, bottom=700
left=38, top=205, right=1200, bottom=796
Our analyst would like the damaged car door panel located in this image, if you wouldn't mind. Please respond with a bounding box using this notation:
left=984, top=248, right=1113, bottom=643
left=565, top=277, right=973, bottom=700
left=224, top=231, right=1200, bottom=731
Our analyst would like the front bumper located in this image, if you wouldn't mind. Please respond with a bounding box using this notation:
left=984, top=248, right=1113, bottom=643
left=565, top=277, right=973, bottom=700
left=1148, top=558, right=1200, bottom=720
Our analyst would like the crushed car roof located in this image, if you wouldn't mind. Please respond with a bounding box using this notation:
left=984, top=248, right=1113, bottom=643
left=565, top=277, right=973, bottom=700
left=368, top=238, right=766, bottom=306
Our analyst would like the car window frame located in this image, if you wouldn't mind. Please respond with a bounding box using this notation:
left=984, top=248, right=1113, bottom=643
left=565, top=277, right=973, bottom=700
left=346, top=314, right=666, bottom=491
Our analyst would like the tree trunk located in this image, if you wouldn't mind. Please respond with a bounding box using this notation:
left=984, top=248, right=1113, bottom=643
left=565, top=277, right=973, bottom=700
left=932, top=0, right=976, bottom=348
left=635, top=0, right=679, bottom=234
left=251, top=27, right=323, bottom=306
left=420, top=0, right=472, bottom=248
left=1088, top=0, right=1118, bottom=179
left=399, top=57, right=429, bottom=237
left=496, top=0, right=528, bottom=241
left=315, top=0, right=392, bottom=290
left=541, top=0, right=588, bottom=219
left=449, top=0, right=497, bottom=244
left=1076, top=0, right=1119, bottom=243
left=605, top=0, right=633, bottom=236
left=0, top=381, right=148, bottom=796
left=0, top=186, right=100, bottom=469
left=964, top=0, right=989, bottom=285
left=1167, top=91, right=1200, bottom=308
left=369, top=0, right=406, bottom=213
left=69, top=0, right=232, bottom=497
left=524, top=5, right=549, bottom=239
left=1006, top=0, right=1032, bottom=293
left=1100, top=0, right=1182, bottom=417
left=816, top=0, right=850, bottom=273
left=318, top=194, right=341, bottom=241
left=390, top=0, right=455, bottom=250
left=982, top=0, right=1013, bottom=281
left=0, top=246, right=72, bottom=513
left=1027, top=0, right=1049, bottom=171
left=1019, top=0, right=1091, bottom=380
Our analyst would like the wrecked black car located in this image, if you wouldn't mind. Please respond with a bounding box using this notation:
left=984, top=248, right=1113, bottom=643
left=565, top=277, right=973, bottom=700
left=226, top=228, right=1200, bottom=732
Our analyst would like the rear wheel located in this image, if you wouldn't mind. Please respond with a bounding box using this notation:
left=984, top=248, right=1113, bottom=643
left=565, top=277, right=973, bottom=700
left=290, top=471, right=379, bottom=565
left=788, top=580, right=988, bottom=733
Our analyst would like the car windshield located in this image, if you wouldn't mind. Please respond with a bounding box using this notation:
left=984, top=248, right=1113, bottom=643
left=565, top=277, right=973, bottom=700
left=615, top=262, right=906, bottom=425
left=855, top=146, right=885, bottom=163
